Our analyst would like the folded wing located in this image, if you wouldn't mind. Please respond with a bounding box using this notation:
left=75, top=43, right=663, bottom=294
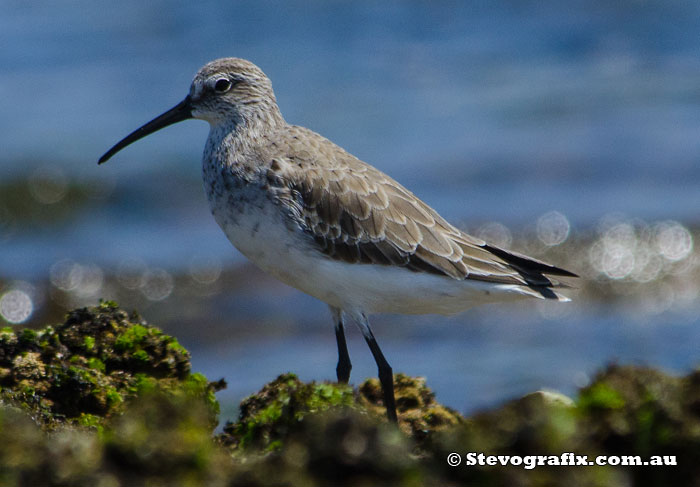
left=264, top=126, right=577, bottom=298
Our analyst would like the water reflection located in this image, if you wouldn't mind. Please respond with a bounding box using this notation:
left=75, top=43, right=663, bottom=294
left=27, top=166, right=68, bottom=205
left=0, top=284, right=34, bottom=324
left=536, top=211, right=570, bottom=247
left=188, top=254, right=222, bottom=286
left=655, top=221, right=693, bottom=262
left=589, top=217, right=694, bottom=282
left=116, top=258, right=148, bottom=290
left=0, top=205, right=15, bottom=242
left=4, top=213, right=698, bottom=327
left=140, top=268, right=174, bottom=301
left=476, top=221, right=512, bottom=249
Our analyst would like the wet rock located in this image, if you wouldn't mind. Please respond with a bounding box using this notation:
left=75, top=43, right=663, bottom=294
left=217, top=373, right=357, bottom=452
left=1, top=303, right=698, bottom=486
left=0, top=301, right=221, bottom=430
left=427, top=365, right=700, bottom=486
left=577, top=364, right=700, bottom=485
left=358, top=373, right=464, bottom=446
left=0, top=393, right=231, bottom=487
left=102, top=391, right=231, bottom=486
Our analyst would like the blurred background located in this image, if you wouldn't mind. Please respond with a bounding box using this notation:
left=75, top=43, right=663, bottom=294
left=1, top=0, right=699, bottom=421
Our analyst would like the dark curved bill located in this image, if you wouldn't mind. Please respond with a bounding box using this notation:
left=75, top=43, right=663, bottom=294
left=98, top=96, right=193, bottom=164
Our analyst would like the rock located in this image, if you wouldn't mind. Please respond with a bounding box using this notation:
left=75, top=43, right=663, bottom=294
left=217, top=373, right=357, bottom=452
left=0, top=301, right=221, bottom=430
left=1, top=303, right=698, bottom=486
left=577, top=364, right=700, bottom=485
left=358, top=373, right=464, bottom=446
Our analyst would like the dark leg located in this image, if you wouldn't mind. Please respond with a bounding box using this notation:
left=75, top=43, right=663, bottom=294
left=357, top=314, right=397, bottom=423
left=331, top=307, right=352, bottom=383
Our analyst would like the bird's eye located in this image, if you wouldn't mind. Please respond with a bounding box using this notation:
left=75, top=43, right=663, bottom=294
left=214, top=78, right=233, bottom=93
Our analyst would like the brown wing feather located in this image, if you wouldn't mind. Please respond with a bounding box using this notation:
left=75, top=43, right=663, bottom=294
left=263, top=126, right=576, bottom=290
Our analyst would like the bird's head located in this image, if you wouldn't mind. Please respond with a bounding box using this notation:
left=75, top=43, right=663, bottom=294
left=99, top=57, right=282, bottom=164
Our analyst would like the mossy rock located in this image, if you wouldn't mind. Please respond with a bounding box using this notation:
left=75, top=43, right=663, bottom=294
left=216, top=373, right=426, bottom=486
left=428, top=389, right=616, bottom=486
left=102, top=390, right=232, bottom=485
left=358, top=373, right=464, bottom=444
left=218, top=373, right=358, bottom=453
left=0, top=301, right=222, bottom=430
left=2, top=302, right=699, bottom=486
left=224, top=410, right=421, bottom=487
left=217, top=372, right=464, bottom=456
left=578, top=364, right=692, bottom=450
left=576, top=364, right=700, bottom=485
left=0, top=392, right=232, bottom=487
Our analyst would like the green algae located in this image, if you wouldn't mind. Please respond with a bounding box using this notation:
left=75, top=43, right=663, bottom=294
left=0, top=392, right=231, bottom=487
left=86, top=357, right=105, bottom=372
left=0, top=301, right=220, bottom=430
left=0, top=303, right=698, bottom=486
left=1, top=362, right=698, bottom=486
left=82, top=336, right=95, bottom=351
left=578, top=381, right=626, bottom=410
left=357, top=373, right=463, bottom=444
left=215, top=366, right=699, bottom=485
left=575, top=364, right=700, bottom=470
left=113, top=323, right=150, bottom=352
left=219, top=373, right=357, bottom=452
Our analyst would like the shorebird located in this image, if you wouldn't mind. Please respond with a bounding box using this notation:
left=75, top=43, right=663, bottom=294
left=99, top=58, right=576, bottom=422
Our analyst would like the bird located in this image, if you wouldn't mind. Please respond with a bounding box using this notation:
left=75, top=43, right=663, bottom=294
left=99, top=57, right=577, bottom=423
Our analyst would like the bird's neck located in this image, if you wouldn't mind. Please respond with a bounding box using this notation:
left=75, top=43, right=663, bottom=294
left=217, top=101, right=285, bottom=146
left=204, top=107, right=284, bottom=177
left=244, top=102, right=285, bottom=135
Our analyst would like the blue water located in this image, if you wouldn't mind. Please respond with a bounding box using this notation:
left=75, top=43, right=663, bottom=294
left=184, top=283, right=700, bottom=416
left=1, top=1, right=699, bottom=415
left=3, top=0, right=700, bottom=276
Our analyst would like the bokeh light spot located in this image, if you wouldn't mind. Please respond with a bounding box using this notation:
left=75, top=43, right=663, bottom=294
left=476, top=221, right=512, bottom=249
left=536, top=211, right=570, bottom=246
left=0, top=289, right=33, bottom=324
left=117, top=258, right=148, bottom=290
left=50, top=259, right=82, bottom=291
left=50, top=260, right=103, bottom=298
left=655, top=221, right=692, bottom=262
left=141, top=268, right=174, bottom=301
left=189, top=254, right=222, bottom=285
left=28, top=166, right=69, bottom=204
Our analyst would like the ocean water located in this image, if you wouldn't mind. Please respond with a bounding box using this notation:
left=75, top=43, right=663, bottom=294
left=1, top=1, right=699, bottom=415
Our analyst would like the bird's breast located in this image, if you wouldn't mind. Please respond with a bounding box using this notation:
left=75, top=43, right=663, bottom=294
left=202, top=154, right=315, bottom=276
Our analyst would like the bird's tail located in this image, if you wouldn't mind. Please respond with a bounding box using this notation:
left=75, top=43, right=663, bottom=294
left=481, top=244, right=578, bottom=301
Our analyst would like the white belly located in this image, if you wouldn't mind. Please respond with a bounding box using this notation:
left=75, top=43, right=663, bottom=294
left=209, top=192, right=527, bottom=317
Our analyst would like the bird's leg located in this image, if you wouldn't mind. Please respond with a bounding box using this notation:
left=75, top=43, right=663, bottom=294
left=355, top=313, right=397, bottom=423
left=330, top=307, right=352, bottom=384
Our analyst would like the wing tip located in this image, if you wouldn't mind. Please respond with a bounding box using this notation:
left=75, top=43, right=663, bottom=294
left=481, top=244, right=578, bottom=278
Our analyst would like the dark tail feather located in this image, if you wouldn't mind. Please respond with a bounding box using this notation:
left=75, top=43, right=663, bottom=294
left=481, top=244, right=578, bottom=301
left=483, top=244, right=578, bottom=278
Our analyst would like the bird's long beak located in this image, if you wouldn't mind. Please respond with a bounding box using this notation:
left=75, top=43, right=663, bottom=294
left=98, top=96, right=193, bottom=164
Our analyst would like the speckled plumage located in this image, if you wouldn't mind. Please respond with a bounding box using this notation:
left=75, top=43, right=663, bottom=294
left=190, top=59, right=574, bottom=308
left=100, top=57, right=577, bottom=422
